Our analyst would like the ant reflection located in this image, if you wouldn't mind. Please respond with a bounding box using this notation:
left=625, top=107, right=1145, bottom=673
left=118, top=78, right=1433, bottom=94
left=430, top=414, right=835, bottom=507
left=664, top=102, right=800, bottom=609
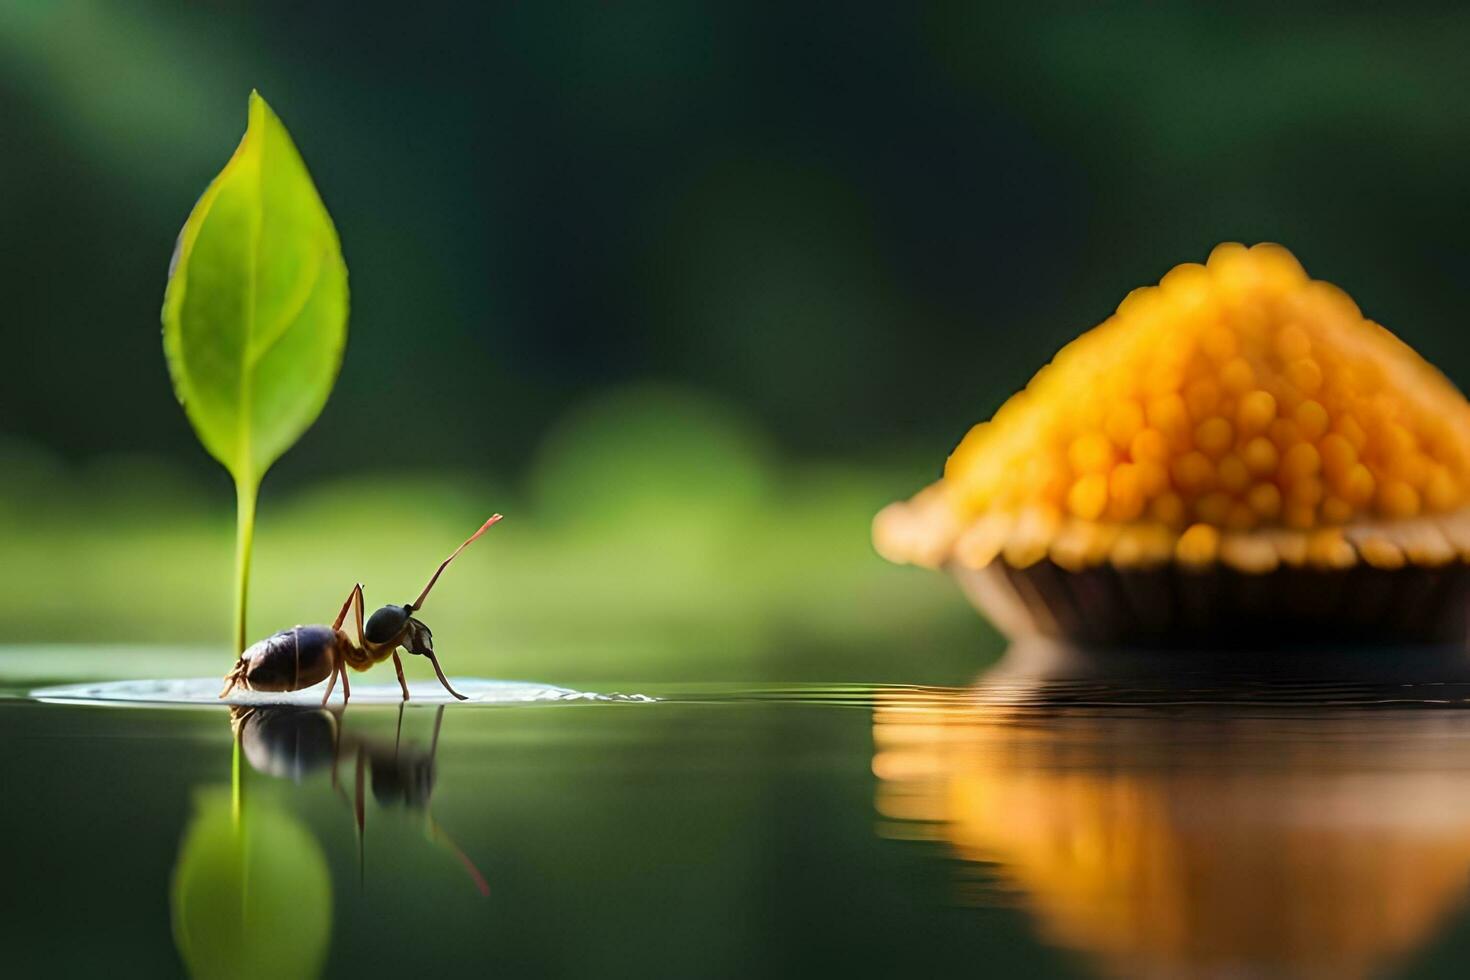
left=230, top=705, right=489, bottom=896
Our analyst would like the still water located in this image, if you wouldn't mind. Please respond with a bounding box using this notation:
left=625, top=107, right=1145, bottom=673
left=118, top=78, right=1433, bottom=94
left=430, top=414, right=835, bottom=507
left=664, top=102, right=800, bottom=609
left=8, top=647, right=1470, bottom=979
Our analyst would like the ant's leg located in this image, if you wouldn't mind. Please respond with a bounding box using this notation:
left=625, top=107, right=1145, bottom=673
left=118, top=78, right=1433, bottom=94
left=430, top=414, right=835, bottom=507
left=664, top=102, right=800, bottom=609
left=332, top=586, right=364, bottom=708
left=351, top=584, right=367, bottom=646
left=321, top=649, right=340, bottom=707
left=219, top=660, right=247, bottom=699
left=430, top=705, right=444, bottom=759
left=354, top=747, right=366, bottom=888
left=332, top=584, right=364, bottom=630
left=392, top=651, right=411, bottom=702
left=329, top=710, right=343, bottom=794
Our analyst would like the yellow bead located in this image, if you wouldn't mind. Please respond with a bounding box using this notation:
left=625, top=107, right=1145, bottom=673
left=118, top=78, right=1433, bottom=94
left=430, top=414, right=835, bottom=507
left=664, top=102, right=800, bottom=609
left=1236, top=390, right=1277, bottom=434
left=1067, top=472, right=1109, bottom=520
left=1287, top=476, right=1325, bottom=506
left=1334, top=415, right=1367, bottom=450
left=1284, top=501, right=1317, bottom=529
left=1106, top=465, right=1145, bottom=522
left=1241, top=436, right=1279, bottom=476
left=1104, top=402, right=1144, bottom=449
left=1130, top=427, right=1170, bottom=463
left=1194, top=491, right=1233, bottom=526
left=1171, top=451, right=1216, bottom=493
left=1378, top=480, right=1420, bottom=519
left=1282, top=442, right=1321, bottom=480
left=1307, top=529, right=1355, bottom=569
left=1425, top=467, right=1460, bottom=512
left=1184, top=378, right=1221, bottom=421
left=1194, top=417, right=1234, bottom=457
left=1159, top=262, right=1211, bottom=308
left=1286, top=357, right=1323, bottom=394
left=1398, top=453, right=1431, bottom=489
left=1341, top=464, right=1376, bottom=507
left=1276, top=323, right=1312, bottom=361
left=1269, top=418, right=1302, bottom=450
left=1230, top=303, right=1270, bottom=338
left=1135, top=460, right=1169, bottom=497
left=1216, top=454, right=1250, bottom=493
left=1320, top=495, right=1354, bottom=525
left=1360, top=536, right=1406, bottom=570
left=1201, top=322, right=1239, bottom=362
left=1208, top=240, right=1251, bottom=270
left=1246, top=482, right=1282, bottom=518
left=1146, top=393, right=1190, bottom=446
left=1294, top=400, right=1329, bottom=440
left=1142, top=359, right=1185, bottom=396
left=1176, top=523, right=1220, bottom=564
left=1068, top=432, right=1115, bottom=475
left=1319, top=432, right=1357, bottom=480
left=1250, top=243, right=1308, bottom=291
left=1383, top=423, right=1416, bottom=458
left=1220, top=357, right=1255, bottom=393
left=1150, top=492, right=1186, bottom=528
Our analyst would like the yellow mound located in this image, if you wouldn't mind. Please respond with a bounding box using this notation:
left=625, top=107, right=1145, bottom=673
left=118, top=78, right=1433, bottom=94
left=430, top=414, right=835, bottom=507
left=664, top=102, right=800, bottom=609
left=875, top=243, right=1470, bottom=573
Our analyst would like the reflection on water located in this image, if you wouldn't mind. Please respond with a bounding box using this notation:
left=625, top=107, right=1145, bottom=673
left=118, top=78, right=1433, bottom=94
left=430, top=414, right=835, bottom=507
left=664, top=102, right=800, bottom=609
left=18, top=659, right=1470, bottom=978
left=172, top=786, right=332, bottom=980
left=172, top=706, right=487, bottom=979
left=873, top=644, right=1470, bottom=979
left=231, top=704, right=490, bottom=894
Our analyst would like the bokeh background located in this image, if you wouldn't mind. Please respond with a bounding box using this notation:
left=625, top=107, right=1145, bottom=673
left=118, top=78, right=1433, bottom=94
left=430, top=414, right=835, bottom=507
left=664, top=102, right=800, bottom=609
left=6, top=2, right=1470, bottom=686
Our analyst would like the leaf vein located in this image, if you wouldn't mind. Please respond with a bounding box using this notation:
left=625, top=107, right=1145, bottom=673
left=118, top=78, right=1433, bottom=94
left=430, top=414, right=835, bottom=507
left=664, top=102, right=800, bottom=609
left=247, top=245, right=328, bottom=368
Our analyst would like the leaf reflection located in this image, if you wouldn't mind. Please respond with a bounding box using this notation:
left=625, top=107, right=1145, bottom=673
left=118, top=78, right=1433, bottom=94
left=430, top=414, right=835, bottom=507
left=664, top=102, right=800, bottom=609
left=170, top=789, right=332, bottom=980
left=171, top=706, right=486, bottom=979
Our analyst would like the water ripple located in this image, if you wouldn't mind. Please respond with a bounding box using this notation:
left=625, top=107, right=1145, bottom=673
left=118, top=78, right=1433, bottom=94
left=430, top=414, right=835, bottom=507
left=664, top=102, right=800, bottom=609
left=30, top=677, right=657, bottom=708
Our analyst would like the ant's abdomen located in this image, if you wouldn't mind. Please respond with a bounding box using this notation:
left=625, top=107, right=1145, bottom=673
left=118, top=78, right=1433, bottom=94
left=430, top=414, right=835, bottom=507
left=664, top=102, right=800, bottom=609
left=242, top=625, right=337, bottom=692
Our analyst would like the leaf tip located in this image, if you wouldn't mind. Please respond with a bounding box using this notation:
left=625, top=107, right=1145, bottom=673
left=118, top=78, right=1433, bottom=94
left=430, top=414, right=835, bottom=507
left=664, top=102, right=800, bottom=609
left=246, top=89, right=275, bottom=130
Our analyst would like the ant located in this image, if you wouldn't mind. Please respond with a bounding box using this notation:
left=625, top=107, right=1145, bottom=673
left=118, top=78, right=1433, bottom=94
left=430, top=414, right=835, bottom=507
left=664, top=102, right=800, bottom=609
left=219, top=515, right=502, bottom=705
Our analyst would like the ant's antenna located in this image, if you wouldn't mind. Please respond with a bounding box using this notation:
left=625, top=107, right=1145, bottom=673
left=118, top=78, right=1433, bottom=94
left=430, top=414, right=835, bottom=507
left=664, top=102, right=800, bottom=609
left=409, top=514, right=503, bottom=612
left=429, top=815, right=491, bottom=897
left=424, top=709, right=489, bottom=896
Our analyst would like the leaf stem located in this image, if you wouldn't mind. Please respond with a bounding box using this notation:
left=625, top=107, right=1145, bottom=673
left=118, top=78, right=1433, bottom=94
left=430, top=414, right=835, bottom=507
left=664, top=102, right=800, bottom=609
left=233, top=476, right=258, bottom=655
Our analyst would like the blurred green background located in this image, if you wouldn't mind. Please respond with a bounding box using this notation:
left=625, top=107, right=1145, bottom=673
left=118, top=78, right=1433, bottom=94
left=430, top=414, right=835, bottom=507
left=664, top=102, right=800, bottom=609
left=5, top=2, right=1470, bottom=685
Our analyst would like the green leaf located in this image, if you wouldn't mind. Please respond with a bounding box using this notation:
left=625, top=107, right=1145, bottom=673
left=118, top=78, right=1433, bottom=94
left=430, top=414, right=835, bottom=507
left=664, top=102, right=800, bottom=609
left=162, top=91, right=349, bottom=650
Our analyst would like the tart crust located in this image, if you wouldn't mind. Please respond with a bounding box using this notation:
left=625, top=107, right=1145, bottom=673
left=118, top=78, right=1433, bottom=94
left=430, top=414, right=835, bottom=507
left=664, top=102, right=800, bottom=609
left=875, top=487, right=1470, bottom=646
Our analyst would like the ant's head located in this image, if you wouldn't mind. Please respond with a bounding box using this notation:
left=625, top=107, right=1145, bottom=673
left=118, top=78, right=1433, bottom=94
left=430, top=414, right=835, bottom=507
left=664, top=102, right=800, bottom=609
left=364, top=603, right=435, bottom=656
left=364, top=603, right=414, bottom=646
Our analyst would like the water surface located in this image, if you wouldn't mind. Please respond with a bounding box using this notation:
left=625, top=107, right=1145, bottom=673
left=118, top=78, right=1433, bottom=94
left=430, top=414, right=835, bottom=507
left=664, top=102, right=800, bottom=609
left=7, top=649, right=1470, bottom=979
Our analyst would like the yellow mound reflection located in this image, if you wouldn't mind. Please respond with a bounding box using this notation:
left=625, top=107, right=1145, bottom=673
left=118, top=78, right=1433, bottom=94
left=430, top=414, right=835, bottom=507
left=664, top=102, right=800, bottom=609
left=873, top=677, right=1470, bottom=978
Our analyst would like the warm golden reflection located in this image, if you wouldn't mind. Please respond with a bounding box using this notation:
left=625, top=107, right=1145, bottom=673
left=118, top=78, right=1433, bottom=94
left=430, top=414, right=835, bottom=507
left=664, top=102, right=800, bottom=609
left=873, top=663, right=1470, bottom=979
